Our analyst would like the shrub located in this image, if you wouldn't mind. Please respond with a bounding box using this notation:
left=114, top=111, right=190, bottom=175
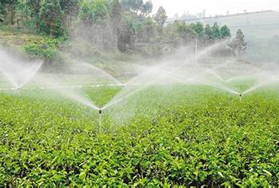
left=23, top=38, right=61, bottom=63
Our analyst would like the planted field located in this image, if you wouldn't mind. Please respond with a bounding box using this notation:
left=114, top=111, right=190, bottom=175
left=0, top=0, right=278, bottom=186
left=0, top=85, right=278, bottom=187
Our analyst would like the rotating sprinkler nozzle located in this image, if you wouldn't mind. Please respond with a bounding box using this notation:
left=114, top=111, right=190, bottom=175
left=99, top=109, right=102, bottom=115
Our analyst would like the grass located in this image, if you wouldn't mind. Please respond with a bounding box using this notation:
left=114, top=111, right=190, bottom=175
left=0, top=84, right=278, bottom=187
left=0, top=28, right=45, bottom=49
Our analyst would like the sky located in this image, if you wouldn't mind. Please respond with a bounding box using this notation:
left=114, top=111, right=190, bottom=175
left=151, top=0, right=279, bottom=17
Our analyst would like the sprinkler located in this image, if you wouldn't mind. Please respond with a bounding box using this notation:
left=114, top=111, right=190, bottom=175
left=98, top=109, right=103, bottom=132
left=239, top=93, right=243, bottom=101
left=14, top=87, right=21, bottom=92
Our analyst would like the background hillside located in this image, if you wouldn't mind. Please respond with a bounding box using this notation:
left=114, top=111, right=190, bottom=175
left=183, top=11, right=279, bottom=62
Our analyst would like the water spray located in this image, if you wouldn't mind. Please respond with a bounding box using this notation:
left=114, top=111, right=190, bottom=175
left=195, top=39, right=198, bottom=64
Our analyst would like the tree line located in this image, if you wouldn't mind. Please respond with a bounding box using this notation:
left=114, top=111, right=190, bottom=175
left=0, top=0, right=246, bottom=57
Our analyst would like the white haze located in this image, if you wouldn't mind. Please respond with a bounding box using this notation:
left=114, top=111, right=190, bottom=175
left=1, top=41, right=279, bottom=125
left=0, top=48, right=43, bottom=89
left=151, top=0, right=279, bottom=17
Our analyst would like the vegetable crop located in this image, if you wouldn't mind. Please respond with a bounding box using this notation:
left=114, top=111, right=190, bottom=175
left=0, top=85, right=278, bottom=187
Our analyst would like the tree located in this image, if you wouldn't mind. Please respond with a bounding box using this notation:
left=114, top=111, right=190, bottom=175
left=220, top=25, right=231, bottom=38
left=173, top=21, right=192, bottom=44
left=60, top=0, right=80, bottom=25
left=141, top=0, right=153, bottom=16
left=121, top=0, right=143, bottom=14
left=0, top=2, right=5, bottom=22
left=110, top=0, right=122, bottom=27
left=130, top=0, right=143, bottom=13
left=117, top=21, right=133, bottom=52
left=60, top=0, right=80, bottom=15
left=1, top=0, right=18, bottom=26
left=109, top=0, right=122, bottom=50
left=79, top=0, right=109, bottom=25
left=26, top=0, right=41, bottom=29
left=15, top=1, right=29, bottom=28
left=77, top=0, right=112, bottom=51
left=117, top=13, right=137, bottom=52
left=211, top=22, right=220, bottom=39
left=190, top=22, right=204, bottom=37
left=154, top=6, right=167, bottom=32
left=40, top=0, right=63, bottom=37
left=228, top=29, right=247, bottom=56
left=136, top=16, right=155, bottom=43
left=204, top=24, right=213, bottom=39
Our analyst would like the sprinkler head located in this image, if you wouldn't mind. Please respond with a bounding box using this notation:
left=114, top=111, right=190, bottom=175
left=14, top=87, right=20, bottom=91
left=99, top=109, right=102, bottom=115
left=239, top=93, right=243, bottom=97
left=119, top=83, right=125, bottom=88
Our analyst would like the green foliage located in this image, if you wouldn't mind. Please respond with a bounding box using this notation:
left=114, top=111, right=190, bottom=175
left=211, top=22, right=221, bottom=39
left=137, top=16, right=155, bottom=42
left=190, top=22, right=204, bottom=37
left=141, top=0, right=153, bottom=15
left=220, top=25, right=231, bottom=38
left=204, top=24, right=212, bottom=39
left=0, top=0, right=235, bottom=57
left=26, top=0, right=41, bottom=20
left=79, top=0, right=109, bottom=25
left=165, top=21, right=232, bottom=48
left=0, top=86, right=278, bottom=186
left=154, top=6, right=167, bottom=29
left=23, top=38, right=60, bottom=62
left=229, top=29, right=247, bottom=56
left=39, top=0, right=64, bottom=37
left=60, top=0, right=80, bottom=16
left=120, top=0, right=152, bottom=16
left=121, top=0, right=142, bottom=13
left=173, top=21, right=191, bottom=38
left=0, top=0, right=18, bottom=25
left=109, top=0, right=122, bottom=23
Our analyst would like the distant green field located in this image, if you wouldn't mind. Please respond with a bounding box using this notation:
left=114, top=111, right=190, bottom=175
left=0, top=84, right=278, bottom=187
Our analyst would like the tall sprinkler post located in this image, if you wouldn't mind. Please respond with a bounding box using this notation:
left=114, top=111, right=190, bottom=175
left=239, top=93, right=243, bottom=102
left=98, top=109, right=102, bottom=132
